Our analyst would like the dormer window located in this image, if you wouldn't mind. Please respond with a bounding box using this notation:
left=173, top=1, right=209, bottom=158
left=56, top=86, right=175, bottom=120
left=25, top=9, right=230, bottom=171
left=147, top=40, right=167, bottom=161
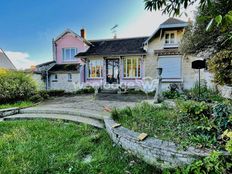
left=62, top=48, right=77, bottom=62
left=165, top=33, right=175, bottom=44
left=164, top=31, right=178, bottom=48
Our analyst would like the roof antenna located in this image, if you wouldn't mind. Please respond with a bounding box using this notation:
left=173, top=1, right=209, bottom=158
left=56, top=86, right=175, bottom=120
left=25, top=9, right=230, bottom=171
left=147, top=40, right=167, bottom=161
left=111, top=25, right=118, bottom=39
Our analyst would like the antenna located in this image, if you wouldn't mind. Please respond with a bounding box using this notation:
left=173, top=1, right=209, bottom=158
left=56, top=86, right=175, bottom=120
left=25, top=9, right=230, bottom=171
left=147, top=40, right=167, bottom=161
left=111, top=24, right=118, bottom=39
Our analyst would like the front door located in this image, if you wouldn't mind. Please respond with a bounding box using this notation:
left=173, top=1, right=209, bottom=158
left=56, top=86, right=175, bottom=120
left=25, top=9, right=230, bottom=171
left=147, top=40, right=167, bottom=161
left=106, top=59, right=119, bottom=84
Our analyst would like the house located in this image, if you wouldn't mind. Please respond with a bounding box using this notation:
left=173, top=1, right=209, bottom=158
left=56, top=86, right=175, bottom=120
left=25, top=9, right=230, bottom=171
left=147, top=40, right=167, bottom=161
left=36, top=18, right=200, bottom=92
left=0, top=48, right=16, bottom=70
left=36, top=29, right=91, bottom=91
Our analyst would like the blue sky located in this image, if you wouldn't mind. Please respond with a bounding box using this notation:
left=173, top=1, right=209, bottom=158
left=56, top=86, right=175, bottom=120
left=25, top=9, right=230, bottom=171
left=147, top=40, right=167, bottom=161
left=0, top=0, right=197, bottom=69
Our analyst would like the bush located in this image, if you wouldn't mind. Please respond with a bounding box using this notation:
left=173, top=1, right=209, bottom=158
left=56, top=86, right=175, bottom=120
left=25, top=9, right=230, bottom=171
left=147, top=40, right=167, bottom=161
left=76, top=86, right=95, bottom=94
left=178, top=100, right=210, bottom=119
left=208, top=50, right=232, bottom=85
left=38, top=90, right=49, bottom=99
left=184, top=81, right=224, bottom=102
left=162, top=84, right=181, bottom=99
left=0, top=69, right=37, bottom=103
left=47, top=90, right=65, bottom=97
left=29, top=94, right=44, bottom=103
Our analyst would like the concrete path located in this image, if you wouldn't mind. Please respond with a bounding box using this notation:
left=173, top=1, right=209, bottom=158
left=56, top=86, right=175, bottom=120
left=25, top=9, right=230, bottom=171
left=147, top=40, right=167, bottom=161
left=3, top=93, right=151, bottom=128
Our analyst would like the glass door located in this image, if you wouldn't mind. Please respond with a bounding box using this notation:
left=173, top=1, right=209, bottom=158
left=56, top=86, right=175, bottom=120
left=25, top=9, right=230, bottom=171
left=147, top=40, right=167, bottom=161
left=106, top=59, right=119, bottom=84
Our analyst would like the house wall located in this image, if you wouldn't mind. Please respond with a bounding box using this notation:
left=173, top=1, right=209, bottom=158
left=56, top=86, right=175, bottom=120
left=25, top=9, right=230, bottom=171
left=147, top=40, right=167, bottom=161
left=49, top=71, right=80, bottom=92
left=144, top=29, right=199, bottom=90
left=32, top=73, right=46, bottom=90
left=55, top=33, right=89, bottom=64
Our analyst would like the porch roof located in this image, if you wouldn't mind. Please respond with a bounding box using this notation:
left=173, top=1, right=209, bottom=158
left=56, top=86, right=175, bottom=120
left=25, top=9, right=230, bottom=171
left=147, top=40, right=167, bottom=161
left=76, top=37, right=148, bottom=57
left=49, top=64, right=80, bottom=72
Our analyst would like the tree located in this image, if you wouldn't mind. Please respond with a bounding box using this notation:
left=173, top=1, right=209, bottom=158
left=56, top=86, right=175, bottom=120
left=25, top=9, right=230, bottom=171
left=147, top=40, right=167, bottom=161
left=144, top=0, right=209, bottom=16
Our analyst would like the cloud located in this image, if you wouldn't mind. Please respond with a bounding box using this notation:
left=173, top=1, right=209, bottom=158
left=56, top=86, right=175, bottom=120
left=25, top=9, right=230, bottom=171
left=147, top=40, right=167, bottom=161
left=118, top=3, right=198, bottom=38
left=5, top=51, right=39, bottom=70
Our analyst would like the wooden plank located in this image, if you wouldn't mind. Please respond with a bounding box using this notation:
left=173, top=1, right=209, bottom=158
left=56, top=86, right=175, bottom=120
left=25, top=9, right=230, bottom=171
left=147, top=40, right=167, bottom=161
left=112, top=123, right=121, bottom=128
left=137, top=133, right=148, bottom=141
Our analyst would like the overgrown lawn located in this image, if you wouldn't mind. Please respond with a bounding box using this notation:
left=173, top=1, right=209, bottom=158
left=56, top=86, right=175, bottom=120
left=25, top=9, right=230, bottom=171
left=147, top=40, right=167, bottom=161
left=0, top=120, right=159, bottom=174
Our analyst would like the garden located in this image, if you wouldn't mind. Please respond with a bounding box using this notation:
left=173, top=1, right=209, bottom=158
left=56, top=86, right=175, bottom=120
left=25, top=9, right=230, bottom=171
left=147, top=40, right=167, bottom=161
left=112, top=83, right=232, bottom=173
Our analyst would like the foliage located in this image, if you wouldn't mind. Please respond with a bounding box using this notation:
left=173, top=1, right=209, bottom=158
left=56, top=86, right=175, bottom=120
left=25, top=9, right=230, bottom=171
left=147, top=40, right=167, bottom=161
left=0, top=120, right=159, bottom=174
left=184, top=81, right=225, bottom=102
left=173, top=151, right=230, bottom=174
left=144, top=0, right=209, bottom=16
left=208, top=50, right=232, bottom=85
left=0, top=69, right=37, bottom=103
left=222, top=129, right=232, bottom=154
left=177, top=100, right=210, bottom=119
left=180, top=0, right=232, bottom=54
left=76, top=86, right=95, bottom=94
left=0, top=101, right=34, bottom=109
left=115, top=101, right=231, bottom=149
left=162, top=84, right=181, bottom=99
left=46, top=89, right=65, bottom=96
left=162, top=91, right=180, bottom=99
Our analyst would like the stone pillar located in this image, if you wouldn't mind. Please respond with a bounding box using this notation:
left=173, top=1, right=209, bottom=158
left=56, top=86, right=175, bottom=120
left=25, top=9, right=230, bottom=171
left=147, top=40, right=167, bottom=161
left=154, top=68, right=163, bottom=103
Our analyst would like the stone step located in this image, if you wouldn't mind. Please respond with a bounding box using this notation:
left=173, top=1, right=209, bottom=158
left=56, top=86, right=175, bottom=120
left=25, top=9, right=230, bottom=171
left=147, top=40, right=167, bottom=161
left=3, top=113, right=104, bottom=128
left=20, top=108, right=110, bottom=120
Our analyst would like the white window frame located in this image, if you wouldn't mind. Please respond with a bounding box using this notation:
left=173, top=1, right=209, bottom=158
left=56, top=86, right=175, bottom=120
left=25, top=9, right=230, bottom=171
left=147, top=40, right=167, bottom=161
left=164, top=31, right=177, bottom=45
left=62, top=48, right=77, bottom=62
left=68, top=73, right=72, bottom=81
left=123, top=57, right=141, bottom=78
left=51, top=74, right=58, bottom=82
left=158, top=55, right=182, bottom=81
left=88, top=59, right=103, bottom=79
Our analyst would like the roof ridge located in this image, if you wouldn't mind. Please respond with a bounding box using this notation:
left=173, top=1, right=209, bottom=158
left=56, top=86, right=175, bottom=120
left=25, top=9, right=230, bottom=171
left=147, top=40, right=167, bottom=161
left=89, top=36, right=149, bottom=42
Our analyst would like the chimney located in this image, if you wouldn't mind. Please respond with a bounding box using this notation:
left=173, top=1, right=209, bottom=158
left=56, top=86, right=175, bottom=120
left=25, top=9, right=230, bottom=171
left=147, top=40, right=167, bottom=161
left=80, top=28, right=86, bottom=39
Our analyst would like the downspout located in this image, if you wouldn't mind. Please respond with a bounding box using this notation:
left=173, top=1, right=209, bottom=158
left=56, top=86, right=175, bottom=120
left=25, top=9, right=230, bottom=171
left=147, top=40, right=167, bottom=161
left=46, top=70, right=49, bottom=91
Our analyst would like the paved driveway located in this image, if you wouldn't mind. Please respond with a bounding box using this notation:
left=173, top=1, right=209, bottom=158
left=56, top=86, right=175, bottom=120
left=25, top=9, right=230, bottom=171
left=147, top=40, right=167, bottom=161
left=30, top=93, right=152, bottom=115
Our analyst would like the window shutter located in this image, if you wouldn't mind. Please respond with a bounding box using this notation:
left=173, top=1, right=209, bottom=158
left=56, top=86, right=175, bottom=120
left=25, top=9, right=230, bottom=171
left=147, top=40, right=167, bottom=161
left=158, top=56, right=181, bottom=78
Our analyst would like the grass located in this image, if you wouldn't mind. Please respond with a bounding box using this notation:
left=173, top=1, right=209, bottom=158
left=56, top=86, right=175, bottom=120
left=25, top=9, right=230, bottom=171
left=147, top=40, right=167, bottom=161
left=0, top=120, right=160, bottom=174
left=0, top=101, right=34, bottom=109
left=113, top=102, right=224, bottom=149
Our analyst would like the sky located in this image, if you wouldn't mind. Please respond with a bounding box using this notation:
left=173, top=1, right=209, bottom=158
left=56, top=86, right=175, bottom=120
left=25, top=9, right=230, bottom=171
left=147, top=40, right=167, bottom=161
left=0, top=0, right=198, bottom=69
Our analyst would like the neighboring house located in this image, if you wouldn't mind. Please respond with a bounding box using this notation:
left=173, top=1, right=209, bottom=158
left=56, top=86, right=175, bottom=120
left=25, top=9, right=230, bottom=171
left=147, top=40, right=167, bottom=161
left=37, top=18, right=201, bottom=92
left=0, top=48, right=16, bottom=70
left=36, top=29, right=91, bottom=91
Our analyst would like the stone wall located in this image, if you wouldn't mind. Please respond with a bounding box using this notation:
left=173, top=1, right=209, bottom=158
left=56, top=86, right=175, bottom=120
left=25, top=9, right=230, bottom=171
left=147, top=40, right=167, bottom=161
left=218, top=85, right=232, bottom=99
left=104, top=118, right=212, bottom=169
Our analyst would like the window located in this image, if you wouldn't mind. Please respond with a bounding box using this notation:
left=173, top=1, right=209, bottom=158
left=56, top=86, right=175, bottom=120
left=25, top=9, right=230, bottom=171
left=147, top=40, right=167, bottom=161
left=88, top=59, right=103, bottom=78
left=51, top=74, right=58, bottom=82
left=165, top=32, right=175, bottom=44
left=158, top=56, right=181, bottom=79
left=62, top=48, right=77, bottom=61
left=68, top=73, right=72, bottom=81
left=123, top=57, right=141, bottom=78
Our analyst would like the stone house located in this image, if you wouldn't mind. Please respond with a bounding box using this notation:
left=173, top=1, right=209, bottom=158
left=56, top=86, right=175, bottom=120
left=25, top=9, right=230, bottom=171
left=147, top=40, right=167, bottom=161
left=0, top=48, right=16, bottom=70
left=36, top=18, right=201, bottom=92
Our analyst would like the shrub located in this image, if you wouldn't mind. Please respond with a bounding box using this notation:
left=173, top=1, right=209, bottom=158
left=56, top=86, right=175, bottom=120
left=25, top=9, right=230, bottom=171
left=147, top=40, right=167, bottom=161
left=162, top=84, right=181, bottom=99
left=38, top=90, right=49, bottom=100
left=0, top=69, right=37, bottom=103
left=208, top=50, right=232, bottom=85
left=29, top=94, right=44, bottom=103
left=162, top=91, right=180, bottom=99
left=185, top=81, right=224, bottom=102
left=212, top=103, right=232, bottom=132
left=76, top=86, right=95, bottom=94
left=46, top=90, right=65, bottom=97
left=178, top=100, right=210, bottom=119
